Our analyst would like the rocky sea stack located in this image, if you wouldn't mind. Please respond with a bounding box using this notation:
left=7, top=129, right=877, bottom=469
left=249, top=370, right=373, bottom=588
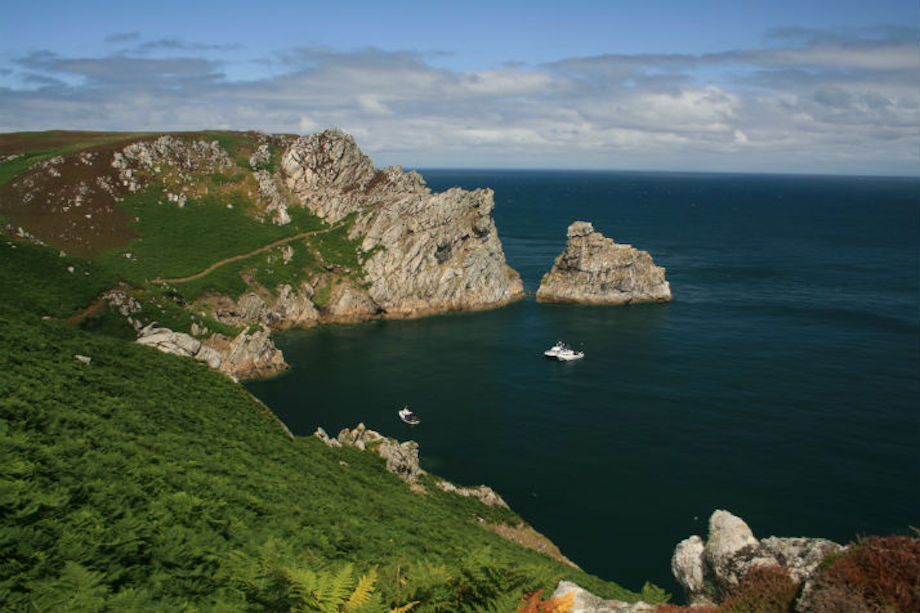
left=536, top=221, right=672, bottom=305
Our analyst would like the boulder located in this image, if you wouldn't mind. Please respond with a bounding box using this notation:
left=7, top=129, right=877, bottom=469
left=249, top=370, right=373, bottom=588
left=671, top=535, right=707, bottom=601
left=136, top=322, right=287, bottom=380
left=376, top=438, right=423, bottom=483
left=218, top=324, right=288, bottom=379
left=536, top=221, right=671, bottom=305
left=551, top=581, right=655, bottom=613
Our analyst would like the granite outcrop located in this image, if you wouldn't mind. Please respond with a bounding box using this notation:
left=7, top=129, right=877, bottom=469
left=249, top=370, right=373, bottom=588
left=551, top=581, right=655, bottom=613
left=536, top=221, right=671, bottom=305
left=314, top=423, right=508, bottom=508
left=136, top=322, right=287, bottom=380
left=671, top=509, right=844, bottom=609
left=282, top=129, right=524, bottom=319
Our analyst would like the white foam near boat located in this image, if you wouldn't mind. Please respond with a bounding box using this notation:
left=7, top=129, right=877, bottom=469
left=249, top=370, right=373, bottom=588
left=398, top=405, right=420, bottom=425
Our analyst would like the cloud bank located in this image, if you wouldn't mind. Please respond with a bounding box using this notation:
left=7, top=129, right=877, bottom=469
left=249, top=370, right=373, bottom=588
left=1, top=26, right=917, bottom=175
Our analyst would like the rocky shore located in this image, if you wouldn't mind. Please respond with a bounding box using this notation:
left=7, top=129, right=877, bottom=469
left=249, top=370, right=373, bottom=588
left=536, top=221, right=672, bottom=305
left=307, top=422, right=906, bottom=613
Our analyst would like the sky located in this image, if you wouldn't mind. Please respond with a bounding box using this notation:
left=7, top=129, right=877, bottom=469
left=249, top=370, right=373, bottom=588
left=1, top=0, right=918, bottom=175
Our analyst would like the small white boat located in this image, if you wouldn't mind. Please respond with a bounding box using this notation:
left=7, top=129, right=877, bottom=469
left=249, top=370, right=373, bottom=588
left=544, top=341, right=584, bottom=361
left=398, top=406, right=420, bottom=425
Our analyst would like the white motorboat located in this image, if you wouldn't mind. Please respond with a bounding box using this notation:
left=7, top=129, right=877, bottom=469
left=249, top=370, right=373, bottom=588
left=544, top=341, right=584, bottom=361
left=398, top=406, right=420, bottom=425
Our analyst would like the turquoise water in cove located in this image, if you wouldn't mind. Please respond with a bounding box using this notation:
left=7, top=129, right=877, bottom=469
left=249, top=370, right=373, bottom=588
left=246, top=171, right=920, bottom=596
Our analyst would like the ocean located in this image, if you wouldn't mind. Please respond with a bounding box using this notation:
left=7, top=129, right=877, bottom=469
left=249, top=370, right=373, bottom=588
left=245, top=170, right=920, bottom=597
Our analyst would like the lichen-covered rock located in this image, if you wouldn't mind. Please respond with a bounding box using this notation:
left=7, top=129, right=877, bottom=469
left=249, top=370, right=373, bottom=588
left=254, top=168, right=291, bottom=225
left=137, top=323, right=223, bottom=371
left=136, top=322, right=287, bottom=379
left=536, top=221, right=671, bottom=305
left=334, top=423, right=423, bottom=482
left=551, top=581, right=655, bottom=613
left=671, top=535, right=707, bottom=602
left=281, top=129, right=523, bottom=318
left=210, top=284, right=319, bottom=330
left=376, top=438, right=423, bottom=483
left=217, top=324, right=288, bottom=379
left=436, top=481, right=509, bottom=509
left=671, top=510, right=844, bottom=606
left=313, top=427, right=342, bottom=448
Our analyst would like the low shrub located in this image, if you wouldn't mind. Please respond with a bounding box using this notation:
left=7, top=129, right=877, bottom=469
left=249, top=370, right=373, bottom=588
left=810, top=535, right=920, bottom=613
left=656, top=565, right=797, bottom=613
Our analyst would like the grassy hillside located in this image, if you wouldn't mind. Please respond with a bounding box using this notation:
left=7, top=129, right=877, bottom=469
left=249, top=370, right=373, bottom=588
left=0, top=215, right=664, bottom=611
left=0, top=130, right=367, bottom=339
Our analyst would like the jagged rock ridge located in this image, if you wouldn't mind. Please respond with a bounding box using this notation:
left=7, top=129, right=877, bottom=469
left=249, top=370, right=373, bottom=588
left=536, top=221, right=672, bottom=305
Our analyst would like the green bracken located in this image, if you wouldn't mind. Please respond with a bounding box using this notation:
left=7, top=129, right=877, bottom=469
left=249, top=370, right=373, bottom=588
left=0, top=296, right=654, bottom=611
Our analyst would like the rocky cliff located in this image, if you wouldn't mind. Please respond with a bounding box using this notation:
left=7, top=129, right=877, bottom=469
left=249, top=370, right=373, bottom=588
left=1, top=129, right=523, bottom=379
left=282, top=129, right=524, bottom=319
left=125, top=129, right=524, bottom=374
left=536, top=221, right=672, bottom=305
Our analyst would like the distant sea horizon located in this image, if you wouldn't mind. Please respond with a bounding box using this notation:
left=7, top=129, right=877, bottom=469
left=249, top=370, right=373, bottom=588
left=412, top=166, right=920, bottom=180
left=247, top=169, right=920, bottom=598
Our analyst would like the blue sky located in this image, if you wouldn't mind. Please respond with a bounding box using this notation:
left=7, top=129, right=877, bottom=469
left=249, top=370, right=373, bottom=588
left=2, top=0, right=918, bottom=174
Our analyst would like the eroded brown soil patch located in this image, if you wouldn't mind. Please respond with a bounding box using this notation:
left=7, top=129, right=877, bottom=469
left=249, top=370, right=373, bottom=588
left=0, top=141, right=143, bottom=257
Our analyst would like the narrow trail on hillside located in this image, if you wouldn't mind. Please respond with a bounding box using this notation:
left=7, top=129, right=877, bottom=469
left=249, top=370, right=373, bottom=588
left=155, top=221, right=347, bottom=284
left=65, top=297, right=108, bottom=324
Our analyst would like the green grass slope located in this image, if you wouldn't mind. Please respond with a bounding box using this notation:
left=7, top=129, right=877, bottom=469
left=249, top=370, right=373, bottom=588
left=0, top=236, right=663, bottom=612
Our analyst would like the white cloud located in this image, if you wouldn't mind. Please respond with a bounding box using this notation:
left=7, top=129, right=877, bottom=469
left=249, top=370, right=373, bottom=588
left=0, top=29, right=917, bottom=175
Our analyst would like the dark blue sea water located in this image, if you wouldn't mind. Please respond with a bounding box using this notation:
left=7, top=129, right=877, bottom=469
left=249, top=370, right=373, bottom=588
left=246, top=171, right=920, bottom=597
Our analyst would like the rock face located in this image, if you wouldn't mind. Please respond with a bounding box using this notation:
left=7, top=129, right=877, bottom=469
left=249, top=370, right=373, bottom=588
left=136, top=322, right=287, bottom=380
left=318, top=423, right=510, bottom=510
left=536, top=221, right=671, bottom=305
left=671, top=510, right=843, bottom=607
left=282, top=129, right=524, bottom=318
left=436, top=481, right=509, bottom=509
left=330, top=423, right=425, bottom=484
left=209, top=285, right=320, bottom=330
